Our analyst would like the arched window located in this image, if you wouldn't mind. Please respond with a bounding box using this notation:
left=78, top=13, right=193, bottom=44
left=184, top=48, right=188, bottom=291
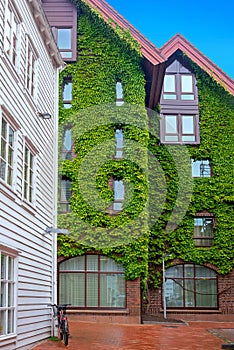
left=165, top=264, right=217, bottom=308
left=59, top=255, right=126, bottom=308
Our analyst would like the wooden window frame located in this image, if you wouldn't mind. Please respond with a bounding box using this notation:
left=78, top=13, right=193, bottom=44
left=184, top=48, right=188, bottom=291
left=59, top=254, right=126, bottom=309
left=165, top=264, right=218, bottom=309
left=160, top=113, right=199, bottom=144
left=194, top=215, right=215, bottom=247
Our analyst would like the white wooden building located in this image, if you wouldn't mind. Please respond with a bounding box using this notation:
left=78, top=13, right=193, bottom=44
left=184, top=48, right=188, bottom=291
left=0, top=0, right=63, bottom=348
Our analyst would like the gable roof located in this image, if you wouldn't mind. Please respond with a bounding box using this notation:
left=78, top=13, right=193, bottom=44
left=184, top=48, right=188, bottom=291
left=84, top=0, right=234, bottom=98
left=84, top=0, right=165, bottom=65
left=160, top=34, right=234, bottom=96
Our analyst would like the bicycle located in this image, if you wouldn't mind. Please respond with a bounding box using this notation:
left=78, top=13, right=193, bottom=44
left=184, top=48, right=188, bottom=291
left=50, top=304, right=71, bottom=346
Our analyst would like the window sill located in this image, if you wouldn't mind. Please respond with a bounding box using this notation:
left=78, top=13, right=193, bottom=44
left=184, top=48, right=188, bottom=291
left=160, top=309, right=221, bottom=314
left=67, top=309, right=129, bottom=315
left=0, top=180, right=17, bottom=202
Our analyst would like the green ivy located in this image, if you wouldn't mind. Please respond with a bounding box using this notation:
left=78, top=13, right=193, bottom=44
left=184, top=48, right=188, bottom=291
left=57, top=2, right=234, bottom=291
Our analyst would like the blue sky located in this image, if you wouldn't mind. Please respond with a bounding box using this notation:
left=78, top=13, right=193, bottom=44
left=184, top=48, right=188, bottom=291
left=106, top=0, right=234, bottom=80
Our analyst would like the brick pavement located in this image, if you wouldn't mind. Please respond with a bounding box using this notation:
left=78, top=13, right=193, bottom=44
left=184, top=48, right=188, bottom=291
left=32, top=321, right=234, bottom=350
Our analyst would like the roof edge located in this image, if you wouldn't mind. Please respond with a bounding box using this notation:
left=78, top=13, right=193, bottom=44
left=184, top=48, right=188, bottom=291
left=161, top=34, right=234, bottom=96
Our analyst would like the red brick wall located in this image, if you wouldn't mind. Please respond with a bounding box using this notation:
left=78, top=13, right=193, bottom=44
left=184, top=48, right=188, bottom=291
left=68, top=278, right=141, bottom=324
left=142, top=269, right=234, bottom=322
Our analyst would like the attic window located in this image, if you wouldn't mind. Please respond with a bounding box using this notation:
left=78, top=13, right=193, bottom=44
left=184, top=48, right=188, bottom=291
left=163, top=74, right=195, bottom=100
left=116, top=82, right=124, bottom=106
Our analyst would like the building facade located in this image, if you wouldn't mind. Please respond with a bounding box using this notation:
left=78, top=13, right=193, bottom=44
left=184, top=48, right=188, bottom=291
left=42, top=0, right=234, bottom=324
left=0, top=0, right=63, bottom=348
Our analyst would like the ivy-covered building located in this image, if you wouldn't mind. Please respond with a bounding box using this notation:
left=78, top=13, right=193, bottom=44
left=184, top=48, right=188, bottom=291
left=42, top=0, right=234, bottom=323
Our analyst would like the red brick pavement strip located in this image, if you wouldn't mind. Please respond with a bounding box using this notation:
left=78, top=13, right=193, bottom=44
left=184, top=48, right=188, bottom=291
left=32, top=321, right=234, bottom=350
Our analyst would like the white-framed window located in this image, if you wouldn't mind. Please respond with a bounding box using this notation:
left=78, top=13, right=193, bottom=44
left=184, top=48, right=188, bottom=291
left=4, top=0, right=21, bottom=67
left=192, top=159, right=211, bottom=177
left=25, top=36, right=38, bottom=98
left=23, top=145, right=34, bottom=202
left=0, top=249, right=17, bottom=337
left=0, top=116, right=15, bottom=186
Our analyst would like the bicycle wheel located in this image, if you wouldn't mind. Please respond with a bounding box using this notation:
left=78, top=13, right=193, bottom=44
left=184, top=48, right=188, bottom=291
left=64, top=331, right=69, bottom=346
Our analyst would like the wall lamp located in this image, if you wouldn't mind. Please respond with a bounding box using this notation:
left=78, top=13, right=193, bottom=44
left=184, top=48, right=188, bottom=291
left=37, top=112, right=52, bottom=120
left=43, top=227, right=69, bottom=236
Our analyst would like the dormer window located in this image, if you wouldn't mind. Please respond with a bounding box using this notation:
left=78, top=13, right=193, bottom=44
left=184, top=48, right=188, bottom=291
left=163, top=73, right=195, bottom=101
left=57, top=28, right=72, bottom=59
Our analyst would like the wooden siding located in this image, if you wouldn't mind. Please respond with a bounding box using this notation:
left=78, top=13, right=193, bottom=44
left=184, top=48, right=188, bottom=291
left=0, top=0, right=60, bottom=349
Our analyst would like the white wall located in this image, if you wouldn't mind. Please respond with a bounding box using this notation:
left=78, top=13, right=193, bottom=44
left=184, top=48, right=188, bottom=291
left=0, top=0, right=61, bottom=348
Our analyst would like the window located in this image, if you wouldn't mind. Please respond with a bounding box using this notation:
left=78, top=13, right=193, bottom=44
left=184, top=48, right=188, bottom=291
left=161, top=114, right=198, bottom=143
left=162, top=73, right=195, bottom=101
left=0, top=251, right=16, bottom=336
left=194, top=217, right=214, bottom=247
left=60, top=178, right=71, bottom=213
left=165, top=264, right=217, bottom=308
left=4, top=1, right=20, bottom=67
left=0, top=116, right=14, bottom=186
left=62, top=78, right=72, bottom=109
left=192, top=160, right=211, bottom=177
left=113, top=180, right=124, bottom=211
left=59, top=255, right=126, bottom=308
left=115, top=129, right=123, bottom=158
left=61, top=128, right=72, bottom=160
left=23, top=146, right=34, bottom=202
left=25, top=37, right=37, bottom=97
left=116, top=82, right=124, bottom=106
left=56, top=28, right=72, bottom=59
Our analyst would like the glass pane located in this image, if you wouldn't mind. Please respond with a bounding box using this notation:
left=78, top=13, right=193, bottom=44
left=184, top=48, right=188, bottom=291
left=61, top=180, right=71, bottom=202
left=165, top=115, right=177, bottom=134
left=86, top=274, right=98, bottom=306
left=7, top=309, right=14, bottom=334
left=1, top=254, right=6, bottom=279
left=166, top=278, right=184, bottom=307
left=165, top=135, right=179, bottom=142
left=196, top=279, right=217, bottom=307
left=63, top=82, right=72, bottom=101
left=184, top=279, right=195, bottom=307
left=100, top=274, right=125, bottom=307
left=61, top=52, right=72, bottom=59
left=62, top=129, right=72, bottom=151
left=1, top=119, right=7, bottom=138
left=63, top=103, right=72, bottom=109
left=8, top=283, right=13, bottom=307
left=166, top=265, right=183, bottom=278
left=181, top=94, right=194, bottom=100
left=114, top=180, right=124, bottom=200
left=163, top=94, right=176, bottom=100
left=59, top=273, right=84, bottom=306
left=181, top=75, right=193, bottom=92
left=8, top=257, right=13, bottom=280
left=182, top=116, right=194, bottom=134
left=195, top=265, right=216, bottom=278
left=115, top=129, right=123, bottom=149
left=164, top=75, right=175, bottom=92
left=182, top=135, right=195, bottom=142
left=113, top=202, right=122, bottom=210
left=86, top=255, right=98, bottom=271
left=116, top=82, right=123, bottom=100
left=0, top=282, right=6, bottom=307
left=58, top=28, right=71, bottom=49
left=8, top=127, right=14, bottom=146
left=184, top=265, right=194, bottom=278
left=100, top=256, right=124, bottom=272
left=59, top=256, right=85, bottom=271
left=0, top=310, right=6, bottom=335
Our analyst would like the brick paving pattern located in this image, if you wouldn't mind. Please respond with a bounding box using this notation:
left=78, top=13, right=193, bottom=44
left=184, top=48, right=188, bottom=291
left=32, top=321, right=234, bottom=350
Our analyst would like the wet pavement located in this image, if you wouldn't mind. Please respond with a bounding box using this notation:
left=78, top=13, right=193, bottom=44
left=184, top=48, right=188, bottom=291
left=32, top=321, right=234, bottom=350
